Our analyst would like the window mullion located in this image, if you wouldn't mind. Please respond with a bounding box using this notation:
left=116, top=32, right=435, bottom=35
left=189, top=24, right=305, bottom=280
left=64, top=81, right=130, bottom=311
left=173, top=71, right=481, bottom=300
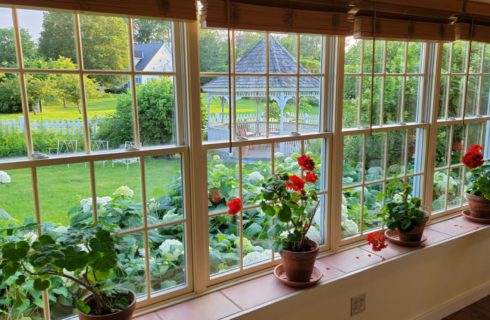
left=127, top=18, right=141, bottom=149
left=423, top=42, right=444, bottom=214
left=328, top=36, right=345, bottom=251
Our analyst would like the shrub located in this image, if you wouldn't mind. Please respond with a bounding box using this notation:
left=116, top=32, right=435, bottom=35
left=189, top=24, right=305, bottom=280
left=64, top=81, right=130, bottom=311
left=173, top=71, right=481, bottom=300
left=97, top=79, right=175, bottom=147
left=0, top=75, right=22, bottom=114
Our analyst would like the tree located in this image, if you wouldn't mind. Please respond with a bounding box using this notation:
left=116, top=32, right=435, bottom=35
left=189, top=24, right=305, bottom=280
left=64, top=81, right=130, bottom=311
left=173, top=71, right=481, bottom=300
left=38, top=12, right=77, bottom=63
left=133, top=19, right=171, bottom=44
left=199, top=29, right=228, bottom=73
left=0, top=28, right=35, bottom=67
left=0, top=74, right=22, bottom=113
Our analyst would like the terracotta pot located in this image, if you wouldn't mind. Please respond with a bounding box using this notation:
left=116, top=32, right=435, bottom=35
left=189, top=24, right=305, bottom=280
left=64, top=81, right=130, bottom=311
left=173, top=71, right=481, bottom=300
left=398, top=213, right=428, bottom=242
left=280, top=240, right=319, bottom=283
left=466, top=193, right=490, bottom=218
left=78, top=291, right=136, bottom=320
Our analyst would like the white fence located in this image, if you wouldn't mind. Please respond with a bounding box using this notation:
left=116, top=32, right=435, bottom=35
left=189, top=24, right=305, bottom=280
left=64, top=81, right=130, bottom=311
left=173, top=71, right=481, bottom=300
left=0, top=116, right=101, bottom=137
left=209, top=112, right=318, bottom=126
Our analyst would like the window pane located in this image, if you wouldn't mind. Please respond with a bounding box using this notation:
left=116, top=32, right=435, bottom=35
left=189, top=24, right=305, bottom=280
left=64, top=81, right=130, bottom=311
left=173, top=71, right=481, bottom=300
left=201, top=76, right=230, bottom=142
left=433, top=169, right=448, bottom=212
left=341, top=188, right=361, bottom=238
left=94, top=158, right=143, bottom=230
left=269, top=76, right=296, bottom=135
left=0, top=73, right=27, bottom=160
left=0, top=168, right=34, bottom=227
left=208, top=148, right=238, bottom=214
left=300, top=34, right=322, bottom=74
left=150, top=225, right=186, bottom=295
left=404, top=76, right=421, bottom=123
left=209, top=214, right=240, bottom=275
left=365, top=132, right=385, bottom=182
left=145, top=155, right=183, bottom=226
left=242, top=144, right=271, bottom=207
left=270, top=33, right=297, bottom=74
left=86, top=74, right=135, bottom=151
left=361, top=76, right=381, bottom=127
left=26, top=73, right=85, bottom=156
left=345, top=37, right=362, bottom=74
left=18, top=9, right=78, bottom=69
left=0, top=7, right=17, bottom=68
left=343, top=134, right=363, bottom=186
left=363, top=40, right=384, bottom=74
left=299, top=76, right=321, bottom=133
left=236, top=31, right=265, bottom=74
left=363, top=183, right=383, bottom=232
left=80, top=14, right=130, bottom=72
left=387, top=130, right=406, bottom=175
left=274, top=140, right=301, bottom=176
left=343, top=76, right=360, bottom=128
left=200, top=28, right=228, bottom=73
left=451, top=41, right=467, bottom=74
left=407, top=42, right=423, bottom=74
left=435, top=126, right=450, bottom=168
left=236, top=76, right=266, bottom=138
left=133, top=18, right=173, bottom=72
left=135, top=76, right=176, bottom=146
left=114, top=232, right=147, bottom=296
left=386, top=41, right=405, bottom=74
left=242, top=208, right=273, bottom=268
left=383, top=76, right=402, bottom=124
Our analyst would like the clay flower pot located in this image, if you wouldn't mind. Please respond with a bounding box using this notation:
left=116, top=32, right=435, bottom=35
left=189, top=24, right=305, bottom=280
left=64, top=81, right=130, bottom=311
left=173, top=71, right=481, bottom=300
left=398, top=213, right=429, bottom=242
left=466, top=193, right=490, bottom=218
left=79, top=291, right=136, bottom=320
left=280, top=240, right=319, bottom=283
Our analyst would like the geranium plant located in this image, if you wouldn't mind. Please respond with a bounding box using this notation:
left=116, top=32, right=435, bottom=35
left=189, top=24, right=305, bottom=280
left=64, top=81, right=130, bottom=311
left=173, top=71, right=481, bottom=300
left=381, top=173, right=425, bottom=234
left=252, top=154, right=320, bottom=252
left=0, top=222, right=133, bottom=317
left=463, top=144, right=490, bottom=199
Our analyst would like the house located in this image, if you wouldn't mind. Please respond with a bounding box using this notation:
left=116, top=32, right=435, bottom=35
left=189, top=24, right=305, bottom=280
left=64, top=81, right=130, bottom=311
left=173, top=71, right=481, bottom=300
left=133, top=43, right=172, bottom=84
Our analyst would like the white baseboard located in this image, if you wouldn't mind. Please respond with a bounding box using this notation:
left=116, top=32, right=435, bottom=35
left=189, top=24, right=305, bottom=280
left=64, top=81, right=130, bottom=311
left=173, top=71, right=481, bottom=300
left=415, top=280, right=490, bottom=320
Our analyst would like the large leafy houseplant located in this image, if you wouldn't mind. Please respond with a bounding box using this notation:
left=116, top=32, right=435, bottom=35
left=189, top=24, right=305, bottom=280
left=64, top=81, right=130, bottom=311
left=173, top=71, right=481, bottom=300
left=0, top=222, right=135, bottom=318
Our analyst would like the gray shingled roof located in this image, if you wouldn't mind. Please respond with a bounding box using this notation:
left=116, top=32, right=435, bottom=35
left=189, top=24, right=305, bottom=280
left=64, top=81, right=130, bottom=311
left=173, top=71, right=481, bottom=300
left=134, top=43, right=163, bottom=71
left=202, top=37, right=320, bottom=96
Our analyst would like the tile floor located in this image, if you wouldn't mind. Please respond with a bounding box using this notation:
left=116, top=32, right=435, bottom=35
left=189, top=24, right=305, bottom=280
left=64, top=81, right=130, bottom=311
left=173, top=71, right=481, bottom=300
left=136, top=214, right=489, bottom=320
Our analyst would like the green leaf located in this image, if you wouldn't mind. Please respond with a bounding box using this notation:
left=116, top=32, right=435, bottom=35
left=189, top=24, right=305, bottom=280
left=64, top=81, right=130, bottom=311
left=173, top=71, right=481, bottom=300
left=278, top=205, right=292, bottom=222
left=56, top=246, right=89, bottom=271
left=2, top=241, right=30, bottom=262
left=33, top=278, right=50, bottom=291
left=15, top=274, right=26, bottom=285
left=76, top=299, right=91, bottom=315
left=3, top=261, right=20, bottom=278
left=260, top=201, right=275, bottom=216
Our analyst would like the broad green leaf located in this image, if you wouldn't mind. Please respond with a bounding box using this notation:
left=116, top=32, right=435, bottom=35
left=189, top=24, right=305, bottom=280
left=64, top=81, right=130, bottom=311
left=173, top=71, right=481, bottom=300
left=33, top=278, right=50, bottom=291
left=278, top=205, right=292, bottom=222
left=76, top=299, right=91, bottom=314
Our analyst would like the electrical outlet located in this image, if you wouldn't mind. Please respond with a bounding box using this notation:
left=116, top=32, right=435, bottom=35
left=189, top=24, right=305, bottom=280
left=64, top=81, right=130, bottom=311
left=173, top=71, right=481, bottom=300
left=351, top=293, right=366, bottom=316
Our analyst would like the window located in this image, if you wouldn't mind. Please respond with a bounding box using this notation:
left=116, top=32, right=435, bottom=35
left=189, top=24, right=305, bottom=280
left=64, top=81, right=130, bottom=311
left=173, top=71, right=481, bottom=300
left=432, top=41, right=490, bottom=215
left=0, top=6, right=189, bottom=319
left=341, top=37, right=426, bottom=241
left=200, top=29, right=329, bottom=280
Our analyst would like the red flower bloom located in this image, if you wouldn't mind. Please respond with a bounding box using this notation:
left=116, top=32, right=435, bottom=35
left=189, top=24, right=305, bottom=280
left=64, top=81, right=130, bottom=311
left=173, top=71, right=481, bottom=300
left=367, top=231, right=387, bottom=252
left=285, top=174, right=305, bottom=191
left=462, top=144, right=484, bottom=169
left=305, top=172, right=318, bottom=183
left=297, top=155, right=315, bottom=171
left=226, top=198, right=242, bottom=215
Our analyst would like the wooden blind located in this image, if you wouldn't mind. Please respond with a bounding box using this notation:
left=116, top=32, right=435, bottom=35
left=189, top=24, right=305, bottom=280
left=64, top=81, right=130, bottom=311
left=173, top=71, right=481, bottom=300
left=354, top=16, right=455, bottom=41
left=2, top=0, right=196, bottom=21
left=455, top=23, right=490, bottom=43
left=201, top=0, right=353, bottom=35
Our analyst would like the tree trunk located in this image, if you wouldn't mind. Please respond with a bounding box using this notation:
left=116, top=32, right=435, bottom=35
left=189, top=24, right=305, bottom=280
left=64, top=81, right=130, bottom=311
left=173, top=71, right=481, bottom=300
left=63, top=98, right=67, bottom=108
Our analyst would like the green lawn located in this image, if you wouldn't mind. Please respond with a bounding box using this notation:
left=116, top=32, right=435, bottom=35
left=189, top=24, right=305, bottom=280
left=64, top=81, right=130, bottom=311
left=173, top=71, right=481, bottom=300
left=0, top=95, right=117, bottom=121
left=0, top=157, right=181, bottom=226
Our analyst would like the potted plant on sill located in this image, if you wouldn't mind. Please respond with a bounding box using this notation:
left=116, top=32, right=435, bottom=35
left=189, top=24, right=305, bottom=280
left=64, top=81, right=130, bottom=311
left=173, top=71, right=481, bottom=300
left=0, top=222, right=136, bottom=320
left=227, top=154, right=320, bottom=284
left=462, top=144, right=490, bottom=220
left=380, top=173, right=428, bottom=244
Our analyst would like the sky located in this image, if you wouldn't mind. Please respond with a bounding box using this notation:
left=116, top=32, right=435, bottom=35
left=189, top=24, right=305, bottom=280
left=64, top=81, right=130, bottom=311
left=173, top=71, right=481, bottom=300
left=0, top=7, right=45, bottom=42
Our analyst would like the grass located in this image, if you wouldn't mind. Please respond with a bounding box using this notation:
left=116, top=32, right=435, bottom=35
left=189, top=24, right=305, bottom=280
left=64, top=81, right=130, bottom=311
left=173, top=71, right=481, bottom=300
left=0, top=157, right=181, bottom=226
left=0, top=95, right=117, bottom=121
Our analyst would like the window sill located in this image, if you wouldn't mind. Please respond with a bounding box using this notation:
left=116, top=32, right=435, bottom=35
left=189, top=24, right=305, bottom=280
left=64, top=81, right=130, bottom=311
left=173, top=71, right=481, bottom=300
left=135, top=214, right=489, bottom=320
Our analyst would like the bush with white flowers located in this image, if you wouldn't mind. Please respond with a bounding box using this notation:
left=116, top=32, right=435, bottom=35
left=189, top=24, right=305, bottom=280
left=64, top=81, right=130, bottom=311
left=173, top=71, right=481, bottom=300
left=113, top=186, right=134, bottom=198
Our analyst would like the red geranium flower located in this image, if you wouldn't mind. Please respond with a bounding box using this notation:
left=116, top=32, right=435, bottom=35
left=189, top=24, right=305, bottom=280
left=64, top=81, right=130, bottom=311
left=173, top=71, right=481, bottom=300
left=285, top=174, right=305, bottom=191
left=367, top=231, right=387, bottom=252
left=462, top=144, right=484, bottom=169
left=226, top=198, right=242, bottom=215
left=297, top=155, right=315, bottom=171
left=305, top=172, right=318, bottom=183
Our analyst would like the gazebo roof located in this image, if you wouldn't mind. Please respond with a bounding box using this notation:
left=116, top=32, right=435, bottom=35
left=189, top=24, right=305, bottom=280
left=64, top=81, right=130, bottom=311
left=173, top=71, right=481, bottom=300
left=202, top=37, right=320, bottom=97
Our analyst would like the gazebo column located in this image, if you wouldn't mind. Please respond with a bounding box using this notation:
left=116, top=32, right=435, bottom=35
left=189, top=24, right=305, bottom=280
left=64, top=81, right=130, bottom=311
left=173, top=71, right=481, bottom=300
left=271, top=92, right=293, bottom=135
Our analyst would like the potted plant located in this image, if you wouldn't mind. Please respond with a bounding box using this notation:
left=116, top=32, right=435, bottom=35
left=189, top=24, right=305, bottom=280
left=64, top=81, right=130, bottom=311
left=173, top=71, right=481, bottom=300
left=0, top=222, right=136, bottom=320
left=462, top=144, right=490, bottom=218
left=381, top=173, right=428, bottom=243
left=226, top=154, right=320, bottom=283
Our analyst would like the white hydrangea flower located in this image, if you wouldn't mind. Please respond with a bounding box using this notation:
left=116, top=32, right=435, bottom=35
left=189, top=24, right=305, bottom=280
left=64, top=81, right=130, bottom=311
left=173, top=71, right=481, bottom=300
left=341, top=219, right=359, bottom=238
left=113, top=186, right=134, bottom=198
left=0, top=171, right=11, bottom=184
left=23, top=231, right=38, bottom=245
left=274, top=152, right=285, bottom=159
left=53, top=226, right=68, bottom=234
left=77, top=243, right=89, bottom=253
left=159, top=239, right=184, bottom=262
left=138, top=248, right=146, bottom=257
left=247, top=171, right=264, bottom=185
left=393, top=192, right=411, bottom=204
left=243, top=249, right=272, bottom=266
left=80, top=196, right=113, bottom=213
left=212, top=155, right=221, bottom=161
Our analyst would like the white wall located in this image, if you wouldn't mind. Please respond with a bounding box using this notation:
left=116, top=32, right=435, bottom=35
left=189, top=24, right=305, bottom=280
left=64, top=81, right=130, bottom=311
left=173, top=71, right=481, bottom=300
left=231, top=228, right=490, bottom=320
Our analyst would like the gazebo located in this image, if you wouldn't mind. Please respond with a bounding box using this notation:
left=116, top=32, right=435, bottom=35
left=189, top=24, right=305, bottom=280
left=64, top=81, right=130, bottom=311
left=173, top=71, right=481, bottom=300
left=202, top=37, right=320, bottom=140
